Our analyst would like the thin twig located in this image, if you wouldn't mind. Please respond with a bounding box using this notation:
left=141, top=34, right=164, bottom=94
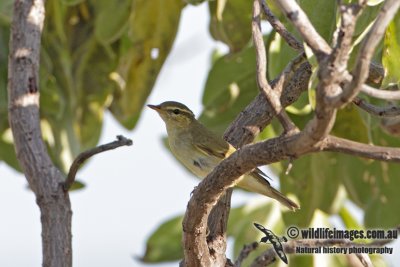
left=324, top=135, right=400, bottom=162
left=252, top=0, right=272, bottom=93
left=63, top=135, right=133, bottom=191
left=328, top=2, right=365, bottom=81
left=235, top=242, right=259, bottom=266
left=361, top=84, right=400, bottom=100
left=260, top=0, right=303, bottom=51
left=275, top=0, right=331, bottom=60
left=285, top=157, right=293, bottom=175
left=252, top=0, right=297, bottom=134
left=353, top=97, right=400, bottom=117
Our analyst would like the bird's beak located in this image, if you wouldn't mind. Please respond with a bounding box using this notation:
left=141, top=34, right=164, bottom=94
left=147, top=104, right=161, bottom=112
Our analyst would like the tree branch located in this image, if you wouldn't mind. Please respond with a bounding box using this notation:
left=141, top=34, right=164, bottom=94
left=328, top=2, right=365, bottom=82
left=182, top=2, right=394, bottom=265
left=324, top=135, right=400, bottom=162
left=361, top=84, right=400, bottom=100
left=261, top=0, right=303, bottom=52
left=332, top=0, right=400, bottom=106
left=182, top=135, right=304, bottom=266
left=63, top=135, right=132, bottom=191
left=275, top=0, right=331, bottom=60
left=252, top=0, right=296, bottom=134
left=7, top=0, right=73, bottom=266
left=252, top=0, right=272, bottom=94
left=235, top=242, right=259, bottom=267
left=353, top=97, right=400, bottom=117
left=204, top=34, right=311, bottom=267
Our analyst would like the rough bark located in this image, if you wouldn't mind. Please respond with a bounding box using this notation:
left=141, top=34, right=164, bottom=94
left=7, top=0, right=72, bottom=266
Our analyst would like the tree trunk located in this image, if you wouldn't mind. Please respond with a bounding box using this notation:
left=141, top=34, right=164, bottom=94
left=7, top=0, right=73, bottom=266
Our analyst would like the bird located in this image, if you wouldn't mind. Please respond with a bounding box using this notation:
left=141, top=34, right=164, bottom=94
left=147, top=101, right=299, bottom=211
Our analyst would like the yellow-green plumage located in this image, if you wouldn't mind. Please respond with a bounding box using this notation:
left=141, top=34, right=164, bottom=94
left=148, top=101, right=299, bottom=211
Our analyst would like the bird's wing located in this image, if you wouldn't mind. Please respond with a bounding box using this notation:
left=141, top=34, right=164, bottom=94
left=191, top=123, right=234, bottom=159
left=249, top=170, right=272, bottom=187
left=253, top=167, right=272, bottom=180
left=194, top=142, right=228, bottom=159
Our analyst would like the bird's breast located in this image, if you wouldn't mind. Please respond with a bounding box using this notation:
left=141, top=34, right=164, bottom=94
left=168, top=135, right=219, bottom=178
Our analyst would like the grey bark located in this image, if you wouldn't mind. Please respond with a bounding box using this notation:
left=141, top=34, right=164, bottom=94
left=7, top=0, right=72, bottom=266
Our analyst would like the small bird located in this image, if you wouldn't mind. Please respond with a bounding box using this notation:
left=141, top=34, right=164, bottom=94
left=148, top=101, right=299, bottom=210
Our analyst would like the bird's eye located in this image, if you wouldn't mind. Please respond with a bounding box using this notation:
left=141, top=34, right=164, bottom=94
left=173, top=109, right=180, bottom=115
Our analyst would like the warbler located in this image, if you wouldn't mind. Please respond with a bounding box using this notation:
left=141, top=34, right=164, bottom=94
left=148, top=101, right=299, bottom=210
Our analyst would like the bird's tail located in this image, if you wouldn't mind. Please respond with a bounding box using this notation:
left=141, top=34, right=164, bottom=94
left=268, top=186, right=300, bottom=211
left=238, top=172, right=300, bottom=211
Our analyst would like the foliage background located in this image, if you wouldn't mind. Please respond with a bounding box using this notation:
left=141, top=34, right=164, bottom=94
left=0, top=0, right=399, bottom=266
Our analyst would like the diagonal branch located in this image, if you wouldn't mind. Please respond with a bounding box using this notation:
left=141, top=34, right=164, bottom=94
left=353, top=97, right=400, bottom=117
left=275, top=0, right=331, bottom=60
left=63, top=135, right=133, bottom=191
left=261, top=0, right=303, bottom=52
left=252, top=0, right=297, bottom=134
left=235, top=242, right=259, bottom=266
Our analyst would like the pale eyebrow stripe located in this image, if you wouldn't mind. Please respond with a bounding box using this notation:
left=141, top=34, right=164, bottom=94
left=166, top=107, right=193, bottom=116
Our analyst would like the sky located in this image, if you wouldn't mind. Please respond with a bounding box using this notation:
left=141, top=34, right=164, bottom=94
left=0, top=2, right=398, bottom=267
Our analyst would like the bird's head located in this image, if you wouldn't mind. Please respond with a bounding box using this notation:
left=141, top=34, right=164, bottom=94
left=147, top=101, right=195, bottom=129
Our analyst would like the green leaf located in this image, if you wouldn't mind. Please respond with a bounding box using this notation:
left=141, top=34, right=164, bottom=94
left=199, top=44, right=259, bottom=134
left=75, top=103, right=103, bottom=150
left=354, top=4, right=382, bottom=37
left=381, top=13, right=400, bottom=87
left=109, top=0, right=183, bottom=129
left=69, top=180, right=86, bottom=191
left=339, top=206, right=363, bottom=230
left=299, top=0, right=336, bottom=42
left=0, top=138, right=22, bottom=172
left=60, top=0, right=85, bottom=6
left=0, top=0, right=13, bottom=24
left=338, top=156, right=375, bottom=208
left=332, top=105, right=369, bottom=142
left=348, top=4, right=383, bottom=69
left=94, top=0, right=132, bottom=44
left=141, top=215, right=183, bottom=263
left=267, top=31, right=298, bottom=79
left=335, top=119, right=400, bottom=229
left=363, top=161, right=400, bottom=228
left=228, top=201, right=285, bottom=260
left=208, top=0, right=252, bottom=52
left=281, top=153, right=341, bottom=227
